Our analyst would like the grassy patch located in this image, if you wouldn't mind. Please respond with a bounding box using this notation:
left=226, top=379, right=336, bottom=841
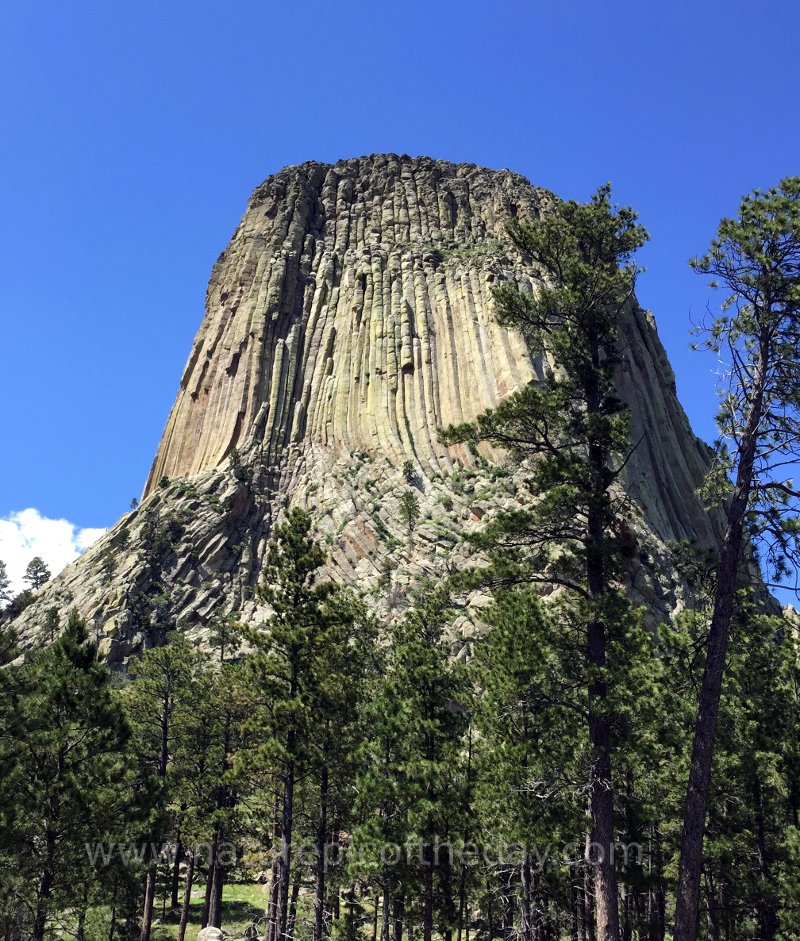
left=149, top=882, right=269, bottom=941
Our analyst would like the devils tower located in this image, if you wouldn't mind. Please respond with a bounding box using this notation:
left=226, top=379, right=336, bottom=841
left=12, top=155, right=719, bottom=662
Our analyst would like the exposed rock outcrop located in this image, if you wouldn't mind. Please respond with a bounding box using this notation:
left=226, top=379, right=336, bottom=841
left=12, top=155, right=719, bottom=662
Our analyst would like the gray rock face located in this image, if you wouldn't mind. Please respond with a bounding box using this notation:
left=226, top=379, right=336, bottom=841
left=13, top=155, right=719, bottom=661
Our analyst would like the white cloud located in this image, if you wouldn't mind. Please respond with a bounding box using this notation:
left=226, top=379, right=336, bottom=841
left=0, top=508, right=107, bottom=595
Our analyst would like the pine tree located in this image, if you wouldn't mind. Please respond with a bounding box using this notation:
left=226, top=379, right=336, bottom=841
left=208, top=611, right=243, bottom=664
left=167, top=660, right=252, bottom=941
left=0, top=560, right=11, bottom=607
left=200, top=660, right=253, bottom=930
left=778, top=613, right=800, bottom=932
left=471, top=588, right=585, bottom=941
left=470, top=581, right=671, bottom=941
left=443, top=185, right=648, bottom=941
left=0, top=620, right=18, bottom=666
left=246, top=508, right=364, bottom=941
left=123, top=635, right=202, bottom=941
left=400, top=491, right=421, bottom=534
left=4, top=589, right=36, bottom=621
left=307, top=590, right=377, bottom=941
left=0, top=611, right=143, bottom=941
left=664, top=597, right=798, bottom=941
left=350, top=643, right=413, bottom=941
left=674, top=177, right=800, bottom=941
left=352, top=589, right=469, bottom=941
left=710, top=604, right=787, bottom=940
left=23, top=556, right=51, bottom=591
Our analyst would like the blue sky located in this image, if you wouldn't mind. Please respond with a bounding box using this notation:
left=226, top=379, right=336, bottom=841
left=0, top=0, right=797, bottom=586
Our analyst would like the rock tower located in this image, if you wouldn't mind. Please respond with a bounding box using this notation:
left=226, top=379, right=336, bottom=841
left=13, top=155, right=719, bottom=661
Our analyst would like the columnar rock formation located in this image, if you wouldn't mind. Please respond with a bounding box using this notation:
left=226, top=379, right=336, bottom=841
left=144, top=155, right=544, bottom=489
left=13, top=155, right=719, bottom=662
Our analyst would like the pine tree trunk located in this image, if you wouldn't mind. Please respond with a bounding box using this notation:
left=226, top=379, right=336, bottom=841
left=273, top=646, right=301, bottom=941
left=140, top=865, right=158, bottom=941
left=585, top=357, right=620, bottom=941
left=646, top=826, right=664, bottom=941
left=442, top=849, right=455, bottom=941
left=143, top=690, right=171, bottom=941
left=423, top=841, right=434, bottom=941
left=586, top=607, right=620, bottom=941
left=673, top=340, right=768, bottom=941
left=520, top=856, right=534, bottom=941
left=276, top=743, right=296, bottom=941
left=208, top=848, right=225, bottom=929
left=502, top=868, right=515, bottom=941
left=456, top=864, right=468, bottom=941
left=266, top=796, right=282, bottom=941
left=381, top=889, right=391, bottom=941
left=107, top=880, right=119, bottom=941
left=202, top=839, right=217, bottom=928
left=314, top=763, right=329, bottom=941
left=647, top=884, right=665, bottom=941
left=171, top=838, right=185, bottom=909
left=177, top=852, right=196, bottom=941
left=456, top=724, right=473, bottom=941
left=286, top=872, right=301, bottom=941
left=392, top=894, right=404, bottom=941
left=535, top=872, right=547, bottom=941
left=209, top=716, right=233, bottom=931
left=620, top=887, right=630, bottom=941
left=674, top=529, right=742, bottom=941
left=32, top=831, right=55, bottom=941
left=633, top=887, right=646, bottom=941
left=73, top=883, right=90, bottom=941
left=33, top=883, right=51, bottom=941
